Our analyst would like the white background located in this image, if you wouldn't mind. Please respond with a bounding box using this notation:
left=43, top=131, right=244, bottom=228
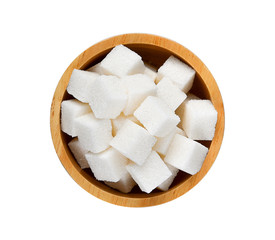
left=1, top=0, right=274, bottom=239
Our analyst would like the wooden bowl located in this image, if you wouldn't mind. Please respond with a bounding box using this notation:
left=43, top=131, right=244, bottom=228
left=50, top=33, right=225, bottom=207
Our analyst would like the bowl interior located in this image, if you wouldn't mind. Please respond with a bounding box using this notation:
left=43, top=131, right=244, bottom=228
left=60, top=43, right=213, bottom=198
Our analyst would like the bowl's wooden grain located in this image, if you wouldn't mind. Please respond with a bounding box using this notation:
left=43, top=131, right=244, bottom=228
left=50, top=33, right=225, bottom=207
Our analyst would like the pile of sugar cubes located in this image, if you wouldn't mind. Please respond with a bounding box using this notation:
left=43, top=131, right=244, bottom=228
left=61, top=44, right=218, bottom=194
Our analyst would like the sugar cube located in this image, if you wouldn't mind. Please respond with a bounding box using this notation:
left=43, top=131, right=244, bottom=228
left=122, top=74, right=156, bottom=115
left=110, top=119, right=156, bottom=165
left=134, top=96, right=180, bottom=137
left=86, top=63, right=102, bottom=74
left=182, top=99, right=217, bottom=140
left=126, top=151, right=172, bottom=193
left=112, top=114, right=142, bottom=136
left=100, top=45, right=145, bottom=77
left=153, top=127, right=186, bottom=156
left=157, top=56, right=195, bottom=92
left=67, top=69, right=99, bottom=103
left=105, top=171, right=136, bottom=193
left=68, top=138, right=89, bottom=169
left=164, top=134, right=208, bottom=175
left=144, top=64, right=157, bottom=82
left=157, top=164, right=179, bottom=191
left=85, top=147, right=128, bottom=182
left=111, top=113, right=127, bottom=136
left=88, top=75, right=127, bottom=119
left=74, top=112, right=112, bottom=153
left=127, top=115, right=141, bottom=126
left=156, top=77, right=187, bottom=111
left=61, top=99, right=91, bottom=137
left=176, top=93, right=200, bottom=122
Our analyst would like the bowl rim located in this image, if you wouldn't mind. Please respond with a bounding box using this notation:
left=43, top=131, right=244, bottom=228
left=50, top=33, right=225, bottom=207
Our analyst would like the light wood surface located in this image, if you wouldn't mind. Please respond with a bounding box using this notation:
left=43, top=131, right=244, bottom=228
left=50, top=33, right=225, bottom=207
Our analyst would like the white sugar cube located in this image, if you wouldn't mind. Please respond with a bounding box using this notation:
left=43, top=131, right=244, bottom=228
left=85, top=147, right=128, bottom=182
left=111, top=113, right=127, bottom=136
left=88, top=75, right=127, bottom=119
left=156, top=77, right=187, bottom=111
left=153, top=127, right=186, bottom=156
left=176, top=93, right=200, bottom=121
left=157, top=56, right=195, bottom=92
left=67, top=69, right=99, bottom=103
left=100, top=45, right=145, bottom=77
left=68, top=138, right=89, bottom=169
left=61, top=99, right=91, bottom=137
left=75, top=112, right=112, bottom=153
left=126, top=151, right=172, bottom=193
left=86, top=63, right=102, bottom=74
left=127, top=115, right=141, bottom=126
left=134, top=96, right=180, bottom=137
left=144, top=64, right=157, bottom=82
left=157, top=164, right=179, bottom=191
left=164, top=134, right=208, bottom=175
left=186, top=93, right=200, bottom=100
left=110, top=119, right=156, bottom=165
left=182, top=100, right=217, bottom=140
left=122, top=74, right=156, bottom=115
left=112, top=114, right=142, bottom=136
left=105, top=171, right=136, bottom=193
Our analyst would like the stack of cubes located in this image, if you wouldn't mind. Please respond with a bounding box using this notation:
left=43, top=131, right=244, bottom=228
left=61, top=44, right=218, bottom=194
